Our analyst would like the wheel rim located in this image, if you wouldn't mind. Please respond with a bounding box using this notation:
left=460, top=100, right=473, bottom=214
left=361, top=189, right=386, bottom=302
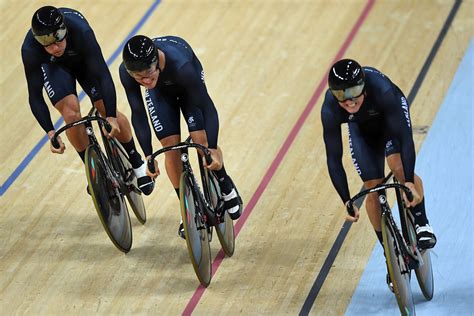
left=86, top=145, right=132, bottom=252
left=180, top=172, right=212, bottom=287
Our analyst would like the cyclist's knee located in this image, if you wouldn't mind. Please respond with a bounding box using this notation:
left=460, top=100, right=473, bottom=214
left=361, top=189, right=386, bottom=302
left=363, top=178, right=384, bottom=208
left=190, top=130, right=209, bottom=148
left=364, top=178, right=384, bottom=190
left=160, top=135, right=180, bottom=147
left=93, top=100, right=106, bottom=117
left=116, top=111, right=128, bottom=124
left=387, top=154, right=405, bottom=182
left=114, top=111, right=132, bottom=139
left=57, top=98, right=81, bottom=123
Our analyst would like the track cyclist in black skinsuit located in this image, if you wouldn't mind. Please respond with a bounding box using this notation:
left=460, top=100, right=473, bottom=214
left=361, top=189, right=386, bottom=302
left=119, top=35, right=243, bottom=238
left=321, top=59, right=437, bottom=289
left=21, top=6, right=154, bottom=195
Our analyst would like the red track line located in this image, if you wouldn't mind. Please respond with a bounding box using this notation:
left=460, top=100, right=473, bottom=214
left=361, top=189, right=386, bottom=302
left=182, top=1, right=375, bottom=314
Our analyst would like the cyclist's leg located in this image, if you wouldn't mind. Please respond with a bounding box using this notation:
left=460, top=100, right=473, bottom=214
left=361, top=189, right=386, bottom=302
left=93, top=100, right=132, bottom=144
left=348, top=123, right=386, bottom=233
left=42, top=64, right=88, bottom=159
left=88, top=86, right=154, bottom=194
left=161, top=133, right=185, bottom=238
left=386, top=152, right=424, bottom=198
left=160, top=134, right=183, bottom=188
left=386, top=144, right=436, bottom=248
left=183, top=97, right=242, bottom=220
left=364, top=178, right=386, bottom=232
left=78, top=77, right=136, bottom=161
left=349, top=123, right=393, bottom=288
left=55, top=95, right=89, bottom=153
left=93, top=100, right=142, bottom=165
left=143, top=89, right=182, bottom=189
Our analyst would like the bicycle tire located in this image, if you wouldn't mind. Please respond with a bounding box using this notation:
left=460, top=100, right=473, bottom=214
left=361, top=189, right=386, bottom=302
left=381, top=212, right=415, bottom=316
left=207, top=171, right=235, bottom=257
left=104, top=137, right=146, bottom=224
left=179, top=171, right=212, bottom=287
left=85, top=144, right=132, bottom=253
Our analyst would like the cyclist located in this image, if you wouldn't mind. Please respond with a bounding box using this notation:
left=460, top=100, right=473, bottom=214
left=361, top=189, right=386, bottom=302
left=119, top=35, right=243, bottom=238
left=21, top=6, right=154, bottom=195
left=321, top=59, right=437, bottom=286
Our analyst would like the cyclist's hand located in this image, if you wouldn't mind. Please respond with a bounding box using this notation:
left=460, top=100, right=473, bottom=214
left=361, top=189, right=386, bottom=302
left=105, top=117, right=120, bottom=139
left=48, top=131, right=65, bottom=154
left=345, top=201, right=360, bottom=222
left=146, top=156, right=160, bottom=178
left=203, top=148, right=222, bottom=170
left=404, top=182, right=421, bottom=207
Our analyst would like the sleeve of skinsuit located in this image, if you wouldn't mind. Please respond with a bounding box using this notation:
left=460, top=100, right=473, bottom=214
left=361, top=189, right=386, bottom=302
left=21, top=47, right=55, bottom=133
left=119, top=64, right=153, bottom=156
left=81, top=30, right=117, bottom=117
left=174, top=61, right=219, bottom=148
left=381, top=87, right=416, bottom=183
left=321, top=98, right=351, bottom=204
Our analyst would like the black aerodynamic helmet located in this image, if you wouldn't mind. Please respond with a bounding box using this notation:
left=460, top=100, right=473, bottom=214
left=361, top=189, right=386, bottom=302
left=122, top=35, right=158, bottom=72
left=31, top=6, right=67, bottom=46
left=328, top=59, right=365, bottom=102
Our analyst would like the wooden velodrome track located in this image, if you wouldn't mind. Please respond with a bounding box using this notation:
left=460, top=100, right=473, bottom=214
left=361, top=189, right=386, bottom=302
left=0, top=0, right=472, bottom=314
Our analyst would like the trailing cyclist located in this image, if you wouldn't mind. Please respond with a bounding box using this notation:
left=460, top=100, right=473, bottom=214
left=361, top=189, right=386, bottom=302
left=21, top=6, right=154, bottom=195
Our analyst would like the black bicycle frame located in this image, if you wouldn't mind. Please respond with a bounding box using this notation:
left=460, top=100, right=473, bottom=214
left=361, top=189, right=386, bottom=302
left=347, top=183, right=420, bottom=268
left=148, top=139, right=221, bottom=227
left=51, top=108, right=120, bottom=189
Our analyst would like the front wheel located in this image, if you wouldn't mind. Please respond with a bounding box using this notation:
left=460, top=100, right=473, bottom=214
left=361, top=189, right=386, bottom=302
left=85, top=144, right=132, bottom=253
left=179, top=171, right=212, bottom=287
left=382, top=212, right=415, bottom=316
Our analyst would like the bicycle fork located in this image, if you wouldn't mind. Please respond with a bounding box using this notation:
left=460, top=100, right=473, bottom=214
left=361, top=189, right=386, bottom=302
left=86, top=123, right=121, bottom=193
left=180, top=150, right=216, bottom=241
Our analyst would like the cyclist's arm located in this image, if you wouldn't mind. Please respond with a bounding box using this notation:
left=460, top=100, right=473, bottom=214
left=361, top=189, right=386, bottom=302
left=119, top=63, right=153, bottom=156
left=21, top=47, right=55, bottom=134
left=321, top=105, right=351, bottom=204
left=82, top=30, right=117, bottom=118
left=382, top=88, right=416, bottom=183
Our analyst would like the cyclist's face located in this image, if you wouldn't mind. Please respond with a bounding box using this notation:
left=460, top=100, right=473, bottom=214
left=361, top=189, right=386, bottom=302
left=44, top=38, right=66, bottom=57
left=338, top=93, right=365, bottom=114
left=130, top=64, right=160, bottom=89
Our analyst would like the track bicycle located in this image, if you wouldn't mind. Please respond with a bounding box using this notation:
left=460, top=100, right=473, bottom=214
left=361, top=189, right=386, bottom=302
left=51, top=107, right=147, bottom=253
left=347, top=180, right=434, bottom=316
left=148, top=137, right=235, bottom=287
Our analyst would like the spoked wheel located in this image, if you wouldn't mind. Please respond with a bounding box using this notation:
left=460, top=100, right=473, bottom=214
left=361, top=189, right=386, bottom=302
left=382, top=213, right=415, bottom=316
left=208, top=171, right=235, bottom=257
left=179, top=171, right=212, bottom=287
left=85, top=144, right=132, bottom=253
left=105, top=138, right=146, bottom=224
